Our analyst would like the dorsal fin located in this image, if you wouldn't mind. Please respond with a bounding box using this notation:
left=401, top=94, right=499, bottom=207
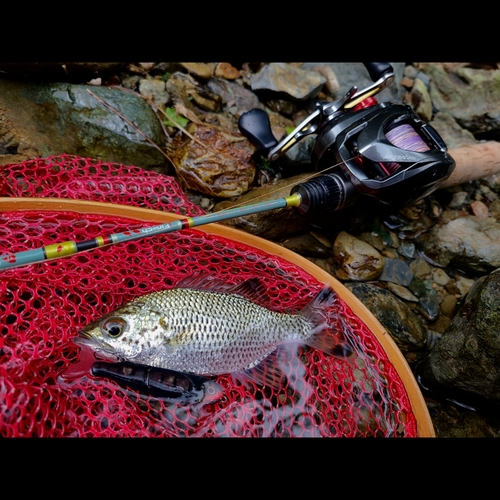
left=174, top=274, right=268, bottom=303
left=227, top=277, right=268, bottom=303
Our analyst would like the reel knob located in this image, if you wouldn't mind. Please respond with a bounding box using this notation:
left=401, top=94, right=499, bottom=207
left=238, top=108, right=278, bottom=157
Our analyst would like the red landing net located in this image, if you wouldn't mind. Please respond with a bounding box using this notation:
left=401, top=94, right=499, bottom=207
left=0, top=155, right=417, bottom=437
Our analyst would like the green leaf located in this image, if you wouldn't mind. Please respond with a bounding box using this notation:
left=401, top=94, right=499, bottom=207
left=163, top=107, right=189, bottom=128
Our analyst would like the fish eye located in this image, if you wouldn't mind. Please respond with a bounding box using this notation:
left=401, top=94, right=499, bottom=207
left=101, top=317, right=127, bottom=338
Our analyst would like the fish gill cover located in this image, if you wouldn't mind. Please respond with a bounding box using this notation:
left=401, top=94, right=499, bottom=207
left=0, top=155, right=417, bottom=437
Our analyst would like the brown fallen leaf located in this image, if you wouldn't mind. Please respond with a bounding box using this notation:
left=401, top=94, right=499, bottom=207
left=168, top=122, right=256, bottom=198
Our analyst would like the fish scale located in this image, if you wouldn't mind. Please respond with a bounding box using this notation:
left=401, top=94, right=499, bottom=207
left=76, top=280, right=338, bottom=384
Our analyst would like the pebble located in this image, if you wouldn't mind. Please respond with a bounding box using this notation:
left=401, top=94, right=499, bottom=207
left=180, top=63, right=212, bottom=79
left=214, top=63, right=241, bottom=80
left=332, top=231, right=385, bottom=281
left=138, top=78, right=170, bottom=109
left=432, top=268, right=451, bottom=286
left=449, top=191, right=469, bottom=208
left=440, top=294, right=458, bottom=317
left=378, top=258, right=413, bottom=286
left=409, top=257, right=433, bottom=278
left=471, top=200, right=489, bottom=219
left=397, top=241, right=416, bottom=259
left=456, top=276, right=476, bottom=296
left=386, top=282, right=419, bottom=302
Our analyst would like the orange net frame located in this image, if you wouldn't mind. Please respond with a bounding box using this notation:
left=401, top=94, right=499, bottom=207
left=0, top=155, right=418, bottom=437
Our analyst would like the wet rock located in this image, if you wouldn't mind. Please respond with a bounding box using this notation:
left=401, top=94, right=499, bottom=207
left=419, top=269, right=500, bottom=404
left=0, top=77, right=167, bottom=168
left=417, top=215, right=500, bottom=272
left=213, top=173, right=311, bottom=240
left=358, top=232, right=385, bottom=252
left=168, top=123, right=256, bottom=198
left=265, top=99, right=298, bottom=117
left=423, top=64, right=500, bottom=137
left=250, top=63, right=326, bottom=101
left=345, top=282, right=428, bottom=360
left=332, top=231, right=385, bottom=281
left=310, top=230, right=332, bottom=249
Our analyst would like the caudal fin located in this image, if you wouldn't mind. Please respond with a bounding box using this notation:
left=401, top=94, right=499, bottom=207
left=300, top=285, right=354, bottom=359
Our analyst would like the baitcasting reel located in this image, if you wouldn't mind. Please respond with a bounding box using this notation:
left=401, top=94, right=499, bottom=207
left=238, top=62, right=456, bottom=215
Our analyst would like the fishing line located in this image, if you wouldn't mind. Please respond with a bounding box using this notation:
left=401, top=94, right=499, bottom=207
left=383, top=122, right=431, bottom=175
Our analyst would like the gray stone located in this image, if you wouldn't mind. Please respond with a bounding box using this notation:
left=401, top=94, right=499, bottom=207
left=418, top=215, right=500, bottom=272
left=423, top=64, right=500, bottom=137
left=250, top=63, right=326, bottom=101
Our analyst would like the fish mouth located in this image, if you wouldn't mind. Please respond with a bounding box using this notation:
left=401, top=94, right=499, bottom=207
left=73, top=329, right=99, bottom=347
left=74, top=330, right=117, bottom=358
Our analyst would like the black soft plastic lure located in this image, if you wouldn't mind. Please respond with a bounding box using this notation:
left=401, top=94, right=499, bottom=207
left=91, top=361, right=224, bottom=404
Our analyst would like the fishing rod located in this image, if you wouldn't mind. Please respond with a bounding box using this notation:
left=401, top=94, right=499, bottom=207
left=0, top=194, right=302, bottom=270
left=0, top=62, right=457, bottom=272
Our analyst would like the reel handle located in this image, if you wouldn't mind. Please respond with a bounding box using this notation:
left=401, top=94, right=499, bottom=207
left=238, top=108, right=278, bottom=157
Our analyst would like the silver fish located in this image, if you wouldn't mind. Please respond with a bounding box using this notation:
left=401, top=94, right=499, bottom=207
left=75, top=277, right=342, bottom=386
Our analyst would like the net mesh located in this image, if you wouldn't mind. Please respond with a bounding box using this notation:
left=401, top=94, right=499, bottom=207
left=0, top=155, right=418, bottom=437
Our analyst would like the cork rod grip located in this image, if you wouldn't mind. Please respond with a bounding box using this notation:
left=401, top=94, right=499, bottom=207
left=443, top=141, right=500, bottom=188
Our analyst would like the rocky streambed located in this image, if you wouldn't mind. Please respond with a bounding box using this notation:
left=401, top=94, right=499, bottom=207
left=2, top=61, right=500, bottom=436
